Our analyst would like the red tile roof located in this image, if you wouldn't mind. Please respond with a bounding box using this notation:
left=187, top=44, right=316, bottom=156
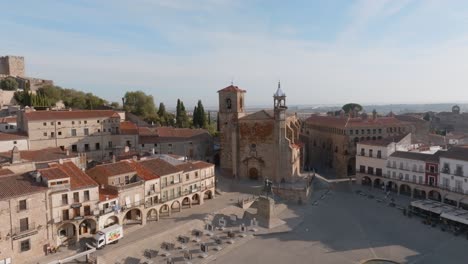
left=125, top=160, right=159, bottom=180
left=0, top=132, right=28, bottom=141
left=39, top=167, right=69, bottom=180
left=217, top=85, right=246, bottom=93
left=0, top=168, right=15, bottom=177
left=305, top=115, right=406, bottom=129
left=139, top=158, right=182, bottom=176
left=0, top=173, right=47, bottom=200
left=120, top=121, right=138, bottom=135
left=0, top=147, right=78, bottom=163
left=175, top=161, right=214, bottom=172
left=0, top=117, right=17, bottom=123
left=138, top=127, right=210, bottom=143
left=86, top=161, right=136, bottom=180
left=53, top=161, right=98, bottom=190
left=98, top=187, right=118, bottom=201
left=24, top=110, right=120, bottom=121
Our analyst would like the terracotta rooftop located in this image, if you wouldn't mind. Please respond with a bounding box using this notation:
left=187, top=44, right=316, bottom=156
left=98, top=187, right=118, bottom=201
left=125, top=160, right=159, bottom=181
left=0, top=147, right=78, bottom=164
left=0, top=173, right=47, bottom=200
left=39, top=167, right=69, bottom=180
left=217, top=85, right=246, bottom=93
left=175, top=161, right=213, bottom=172
left=23, top=110, right=120, bottom=121
left=306, top=115, right=406, bottom=129
left=139, top=158, right=182, bottom=176
left=0, top=132, right=28, bottom=141
left=50, top=161, right=98, bottom=190
left=0, top=168, right=15, bottom=177
left=120, top=121, right=138, bottom=135
left=0, top=117, right=17, bottom=123
left=138, top=127, right=210, bottom=143
left=86, top=161, right=136, bottom=179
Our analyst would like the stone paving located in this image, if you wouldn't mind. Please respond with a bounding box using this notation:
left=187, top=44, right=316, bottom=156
left=214, top=181, right=468, bottom=264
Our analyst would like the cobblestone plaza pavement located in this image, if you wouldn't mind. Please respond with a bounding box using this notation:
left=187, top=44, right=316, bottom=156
left=214, top=182, right=468, bottom=264
left=36, top=178, right=468, bottom=264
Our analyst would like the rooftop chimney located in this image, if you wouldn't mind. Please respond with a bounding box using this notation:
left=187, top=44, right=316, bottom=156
left=11, top=146, right=20, bottom=164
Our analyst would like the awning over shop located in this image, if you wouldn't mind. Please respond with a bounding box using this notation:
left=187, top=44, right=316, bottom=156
left=410, top=200, right=457, bottom=215
left=441, top=210, right=468, bottom=225
left=444, top=193, right=460, bottom=202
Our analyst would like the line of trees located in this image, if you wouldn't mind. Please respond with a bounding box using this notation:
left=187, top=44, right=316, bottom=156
left=14, top=85, right=108, bottom=109
left=123, top=90, right=216, bottom=134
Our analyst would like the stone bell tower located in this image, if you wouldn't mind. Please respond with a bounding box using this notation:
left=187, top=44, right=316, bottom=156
left=273, top=81, right=287, bottom=183
left=218, top=84, right=246, bottom=178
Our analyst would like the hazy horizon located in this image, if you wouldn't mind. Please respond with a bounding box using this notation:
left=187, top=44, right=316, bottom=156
left=4, top=1, right=468, bottom=107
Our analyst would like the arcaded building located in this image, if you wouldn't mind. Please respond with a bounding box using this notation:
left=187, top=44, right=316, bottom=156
left=218, top=83, right=302, bottom=183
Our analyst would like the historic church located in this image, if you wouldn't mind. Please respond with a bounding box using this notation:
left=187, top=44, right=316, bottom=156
left=217, top=82, right=303, bottom=183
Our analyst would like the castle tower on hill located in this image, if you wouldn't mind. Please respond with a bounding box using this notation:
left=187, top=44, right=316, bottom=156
left=0, top=56, right=25, bottom=77
left=217, top=82, right=302, bottom=183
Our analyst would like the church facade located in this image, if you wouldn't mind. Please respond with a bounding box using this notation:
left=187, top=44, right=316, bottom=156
left=218, top=83, right=302, bottom=183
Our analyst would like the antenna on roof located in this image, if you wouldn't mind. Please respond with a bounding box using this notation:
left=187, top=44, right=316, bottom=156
left=230, top=76, right=234, bottom=85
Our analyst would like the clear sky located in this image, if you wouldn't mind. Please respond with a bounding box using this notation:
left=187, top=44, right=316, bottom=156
left=3, top=0, right=468, bottom=109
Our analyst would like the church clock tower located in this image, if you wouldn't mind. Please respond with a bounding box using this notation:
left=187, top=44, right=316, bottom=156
left=217, top=84, right=246, bottom=177
left=273, top=81, right=287, bottom=182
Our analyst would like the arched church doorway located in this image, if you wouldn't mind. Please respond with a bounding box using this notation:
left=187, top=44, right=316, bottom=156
left=249, top=168, right=259, bottom=180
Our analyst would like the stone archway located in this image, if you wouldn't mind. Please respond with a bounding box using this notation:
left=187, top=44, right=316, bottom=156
left=386, top=181, right=398, bottom=193
left=182, top=197, right=191, bottom=208
left=147, top=209, right=158, bottom=222
left=428, top=190, right=442, bottom=201
left=104, top=216, right=119, bottom=228
left=57, top=223, right=77, bottom=246
left=361, top=176, right=372, bottom=186
left=204, top=190, right=213, bottom=200
left=347, top=157, right=356, bottom=176
left=249, top=168, right=259, bottom=180
left=399, top=184, right=412, bottom=196
left=160, top=204, right=170, bottom=217
left=373, top=178, right=382, bottom=189
left=79, top=219, right=97, bottom=235
left=123, top=208, right=142, bottom=225
left=192, top=193, right=200, bottom=205
left=171, top=200, right=181, bottom=213
left=413, top=188, right=426, bottom=199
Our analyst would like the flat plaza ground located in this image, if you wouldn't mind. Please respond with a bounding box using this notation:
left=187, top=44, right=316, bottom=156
left=37, top=177, right=468, bottom=264
left=215, top=181, right=468, bottom=264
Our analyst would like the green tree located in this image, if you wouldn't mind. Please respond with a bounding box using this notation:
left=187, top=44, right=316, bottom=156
left=176, top=99, right=189, bottom=128
left=0, top=78, right=19, bottom=91
left=110, top=102, right=120, bottom=109
left=124, top=91, right=159, bottom=123
left=342, top=103, right=363, bottom=114
left=158, top=102, right=168, bottom=125
left=197, top=100, right=207, bottom=128
left=193, top=105, right=199, bottom=128
left=37, top=85, right=62, bottom=103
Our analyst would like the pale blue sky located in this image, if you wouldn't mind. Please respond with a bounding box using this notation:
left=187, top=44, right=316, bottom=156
left=2, top=0, right=468, bottom=108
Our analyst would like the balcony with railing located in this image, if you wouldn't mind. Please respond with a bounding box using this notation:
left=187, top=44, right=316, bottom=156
left=108, top=180, right=144, bottom=192
left=12, top=222, right=36, bottom=237
left=121, top=200, right=146, bottom=211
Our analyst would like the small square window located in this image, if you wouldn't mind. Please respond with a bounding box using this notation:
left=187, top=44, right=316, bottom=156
left=58, top=131, right=62, bottom=136
left=58, top=122, right=61, bottom=125
left=72, top=121, right=75, bottom=125
left=84, top=120, right=87, bottom=124
left=43, top=122, right=47, bottom=126
left=13, top=140, right=17, bottom=144
left=20, top=239, right=31, bottom=252
left=51, top=122, right=54, bottom=125
left=43, top=132, right=47, bottom=137
left=97, top=120, right=100, bottom=123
